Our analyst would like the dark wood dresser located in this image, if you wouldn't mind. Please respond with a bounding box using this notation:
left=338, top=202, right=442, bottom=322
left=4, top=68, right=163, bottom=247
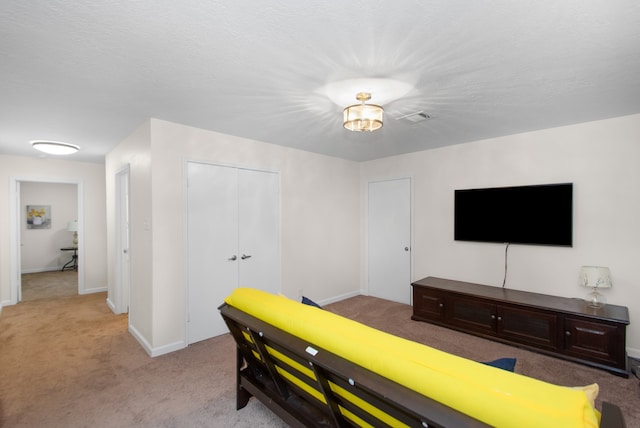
left=411, top=276, right=630, bottom=377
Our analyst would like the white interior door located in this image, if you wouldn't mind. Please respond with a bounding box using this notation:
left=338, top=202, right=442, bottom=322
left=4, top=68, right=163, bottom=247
left=116, top=168, right=131, bottom=313
left=237, top=168, right=281, bottom=294
left=187, top=163, right=239, bottom=344
left=368, top=178, right=412, bottom=304
left=15, top=180, right=22, bottom=303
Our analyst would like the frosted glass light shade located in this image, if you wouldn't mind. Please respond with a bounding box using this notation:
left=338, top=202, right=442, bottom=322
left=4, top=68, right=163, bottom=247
left=343, top=92, right=383, bottom=132
left=343, top=104, right=383, bottom=131
left=31, top=140, right=79, bottom=155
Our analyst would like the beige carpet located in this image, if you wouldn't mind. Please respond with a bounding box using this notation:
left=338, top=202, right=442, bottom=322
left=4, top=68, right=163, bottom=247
left=21, top=270, right=78, bottom=301
left=1, top=273, right=638, bottom=427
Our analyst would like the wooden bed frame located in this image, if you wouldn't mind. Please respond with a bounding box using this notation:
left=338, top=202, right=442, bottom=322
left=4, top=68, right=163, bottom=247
left=220, top=303, right=626, bottom=428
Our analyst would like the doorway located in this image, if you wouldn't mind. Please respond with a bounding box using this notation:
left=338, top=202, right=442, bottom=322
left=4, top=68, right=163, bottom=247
left=367, top=178, right=412, bottom=304
left=113, top=166, right=131, bottom=315
left=9, top=177, right=84, bottom=305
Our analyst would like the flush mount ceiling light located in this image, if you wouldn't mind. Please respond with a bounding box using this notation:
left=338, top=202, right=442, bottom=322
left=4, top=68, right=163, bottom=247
left=31, top=140, right=79, bottom=155
left=343, top=92, right=384, bottom=132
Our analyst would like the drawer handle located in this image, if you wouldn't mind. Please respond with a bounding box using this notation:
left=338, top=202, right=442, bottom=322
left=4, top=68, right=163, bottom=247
left=565, top=331, right=571, bottom=336
left=438, top=303, right=444, bottom=308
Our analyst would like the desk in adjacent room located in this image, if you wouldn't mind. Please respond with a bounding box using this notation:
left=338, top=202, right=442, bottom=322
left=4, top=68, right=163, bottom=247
left=60, top=247, right=78, bottom=271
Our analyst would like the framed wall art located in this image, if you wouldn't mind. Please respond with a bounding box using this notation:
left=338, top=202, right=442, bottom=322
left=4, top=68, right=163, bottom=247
left=26, top=205, right=51, bottom=229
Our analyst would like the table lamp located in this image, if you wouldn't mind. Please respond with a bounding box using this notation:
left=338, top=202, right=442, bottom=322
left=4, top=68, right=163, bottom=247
left=579, top=266, right=611, bottom=308
left=67, top=220, right=78, bottom=247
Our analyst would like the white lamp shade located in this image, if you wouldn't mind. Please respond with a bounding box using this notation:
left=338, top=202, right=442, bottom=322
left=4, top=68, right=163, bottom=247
left=579, top=266, right=612, bottom=289
left=67, top=220, right=78, bottom=232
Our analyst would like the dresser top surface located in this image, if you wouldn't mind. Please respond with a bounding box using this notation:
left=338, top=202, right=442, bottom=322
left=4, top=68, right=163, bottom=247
left=412, top=276, right=630, bottom=324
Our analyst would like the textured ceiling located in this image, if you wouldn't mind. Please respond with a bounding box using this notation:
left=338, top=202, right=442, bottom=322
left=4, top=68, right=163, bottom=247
left=1, top=1, right=639, bottom=163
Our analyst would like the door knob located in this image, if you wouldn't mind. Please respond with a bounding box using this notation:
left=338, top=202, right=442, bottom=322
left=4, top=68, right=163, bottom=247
left=404, top=247, right=409, bottom=251
left=241, top=254, right=252, bottom=260
left=228, top=255, right=237, bottom=261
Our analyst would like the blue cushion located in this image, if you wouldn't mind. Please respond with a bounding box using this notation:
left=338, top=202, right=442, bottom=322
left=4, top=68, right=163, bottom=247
left=301, top=296, right=322, bottom=309
left=481, top=357, right=516, bottom=372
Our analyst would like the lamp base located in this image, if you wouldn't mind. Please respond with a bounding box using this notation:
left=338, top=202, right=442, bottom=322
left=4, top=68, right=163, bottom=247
left=585, top=288, right=607, bottom=308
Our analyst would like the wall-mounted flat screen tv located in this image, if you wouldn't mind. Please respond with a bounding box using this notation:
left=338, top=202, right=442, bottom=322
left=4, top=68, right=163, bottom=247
left=454, top=183, right=573, bottom=246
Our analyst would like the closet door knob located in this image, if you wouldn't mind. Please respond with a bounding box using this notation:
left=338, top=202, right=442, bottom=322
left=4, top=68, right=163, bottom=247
left=228, top=255, right=237, bottom=261
left=241, top=254, right=252, bottom=260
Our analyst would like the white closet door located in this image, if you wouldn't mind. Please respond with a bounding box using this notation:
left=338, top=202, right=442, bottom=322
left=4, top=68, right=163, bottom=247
left=237, top=168, right=281, bottom=294
left=368, top=178, right=412, bottom=304
left=186, top=162, right=281, bottom=344
left=187, top=163, right=239, bottom=344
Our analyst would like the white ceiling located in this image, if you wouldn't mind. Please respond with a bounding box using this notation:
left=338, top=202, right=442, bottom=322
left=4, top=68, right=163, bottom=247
left=1, top=1, right=639, bottom=163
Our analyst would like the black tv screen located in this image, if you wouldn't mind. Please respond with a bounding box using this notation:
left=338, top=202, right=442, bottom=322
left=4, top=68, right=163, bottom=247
left=454, top=183, right=573, bottom=246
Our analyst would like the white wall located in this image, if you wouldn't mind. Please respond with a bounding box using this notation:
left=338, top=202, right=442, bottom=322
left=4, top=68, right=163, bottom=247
left=105, top=120, right=154, bottom=346
left=0, top=155, right=107, bottom=306
left=20, top=182, right=77, bottom=273
left=104, top=113, right=639, bottom=359
left=105, top=119, right=361, bottom=355
left=6, top=113, right=636, bottom=360
left=361, top=113, right=640, bottom=357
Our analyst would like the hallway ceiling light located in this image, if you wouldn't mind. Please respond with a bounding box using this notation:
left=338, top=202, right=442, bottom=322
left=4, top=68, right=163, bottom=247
left=31, top=140, right=79, bottom=155
left=343, top=92, right=383, bottom=132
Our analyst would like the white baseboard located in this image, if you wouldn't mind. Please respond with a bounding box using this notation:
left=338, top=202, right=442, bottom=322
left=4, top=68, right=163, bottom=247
left=149, top=340, right=187, bottom=357
left=627, top=347, right=640, bottom=359
left=129, top=324, right=153, bottom=356
left=128, top=324, right=186, bottom=358
left=318, top=290, right=362, bottom=306
left=105, top=297, right=117, bottom=313
left=21, top=267, right=62, bottom=274
left=80, top=287, right=107, bottom=295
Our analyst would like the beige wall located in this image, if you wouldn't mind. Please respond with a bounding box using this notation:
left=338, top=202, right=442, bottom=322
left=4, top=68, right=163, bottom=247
left=361, top=113, right=640, bottom=357
left=9, top=113, right=635, bottom=359
left=105, top=120, right=154, bottom=347
left=106, top=119, right=361, bottom=355
left=0, top=155, right=107, bottom=305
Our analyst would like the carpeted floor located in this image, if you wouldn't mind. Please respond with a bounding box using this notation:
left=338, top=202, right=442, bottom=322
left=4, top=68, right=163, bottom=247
left=21, top=270, right=78, bottom=301
left=2, top=272, right=285, bottom=427
left=1, top=273, right=639, bottom=427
